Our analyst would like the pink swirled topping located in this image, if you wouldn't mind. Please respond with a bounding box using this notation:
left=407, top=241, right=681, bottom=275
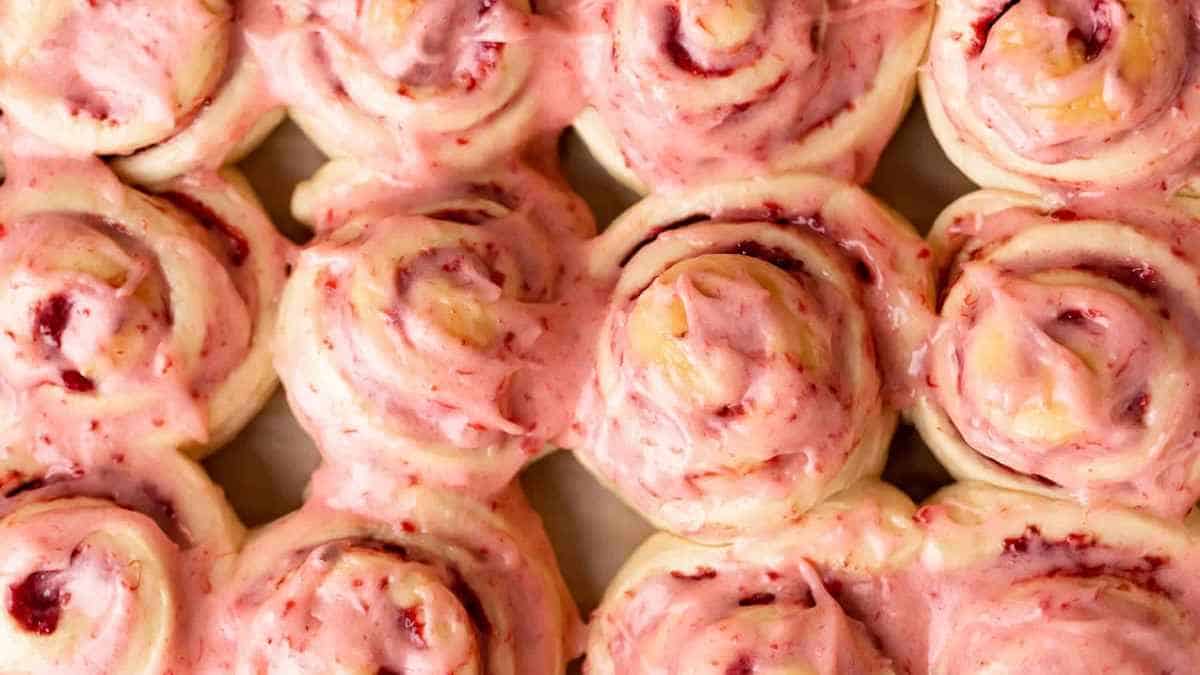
left=211, top=487, right=580, bottom=675
left=277, top=165, right=602, bottom=496
left=0, top=451, right=241, bottom=675
left=602, top=560, right=892, bottom=674
left=244, top=0, right=573, bottom=169
left=574, top=0, right=932, bottom=189
left=918, top=192, right=1200, bottom=516
left=0, top=0, right=233, bottom=155
left=923, top=0, right=1200, bottom=191
left=574, top=176, right=935, bottom=540
left=917, top=486, right=1200, bottom=674
left=0, top=157, right=291, bottom=469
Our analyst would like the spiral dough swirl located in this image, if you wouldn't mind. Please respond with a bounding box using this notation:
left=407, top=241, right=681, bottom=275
left=208, top=484, right=580, bottom=675
left=575, top=174, right=934, bottom=541
left=0, top=450, right=243, bottom=675
left=586, top=482, right=925, bottom=675
left=0, top=0, right=283, bottom=182
left=244, top=0, right=555, bottom=170
left=916, top=483, right=1200, bottom=674
left=921, top=0, right=1200, bottom=192
left=0, top=158, right=292, bottom=479
left=276, top=161, right=598, bottom=497
left=914, top=190, right=1200, bottom=517
left=573, top=0, right=933, bottom=191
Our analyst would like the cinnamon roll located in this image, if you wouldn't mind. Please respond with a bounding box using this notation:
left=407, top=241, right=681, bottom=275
left=574, top=174, right=936, bottom=542
left=914, top=190, right=1200, bottom=517
left=0, top=157, right=292, bottom=476
left=0, top=449, right=244, bottom=675
left=921, top=0, right=1200, bottom=193
left=916, top=482, right=1200, bottom=673
left=276, top=160, right=599, bottom=497
left=243, top=0, right=562, bottom=170
left=0, top=0, right=283, bottom=183
left=207, top=481, right=581, bottom=674
left=572, top=0, right=934, bottom=192
left=586, top=482, right=925, bottom=675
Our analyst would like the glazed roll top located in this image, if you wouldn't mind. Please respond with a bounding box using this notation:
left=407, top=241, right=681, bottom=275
left=915, top=483, right=1200, bottom=673
left=922, top=0, right=1200, bottom=192
left=244, top=0, right=558, bottom=169
left=915, top=190, right=1200, bottom=517
left=0, top=158, right=291, bottom=471
left=210, top=483, right=581, bottom=675
left=586, top=482, right=926, bottom=675
left=277, top=160, right=599, bottom=497
left=0, top=1, right=280, bottom=181
left=0, top=450, right=243, bottom=675
left=572, top=0, right=934, bottom=191
left=576, top=174, right=935, bottom=541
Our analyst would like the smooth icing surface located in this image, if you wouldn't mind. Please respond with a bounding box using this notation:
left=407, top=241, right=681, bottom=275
left=0, top=154, right=292, bottom=478
left=205, top=479, right=581, bottom=675
left=573, top=175, right=935, bottom=541
left=573, top=0, right=933, bottom=191
left=276, top=159, right=603, bottom=496
left=915, top=190, right=1200, bottom=517
left=922, top=0, right=1200, bottom=192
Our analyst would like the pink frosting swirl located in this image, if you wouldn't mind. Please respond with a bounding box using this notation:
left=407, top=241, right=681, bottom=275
left=207, top=483, right=581, bottom=675
left=572, top=0, right=932, bottom=191
left=244, top=0, right=571, bottom=171
left=916, top=483, right=1200, bottom=674
left=575, top=175, right=934, bottom=541
left=277, top=160, right=599, bottom=496
left=586, top=483, right=927, bottom=675
left=0, top=450, right=243, bottom=675
left=0, top=157, right=292, bottom=479
left=922, top=0, right=1200, bottom=192
left=0, top=1, right=281, bottom=182
left=914, top=190, right=1200, bottom=517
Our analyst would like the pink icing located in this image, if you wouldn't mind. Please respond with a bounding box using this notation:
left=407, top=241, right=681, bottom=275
left=241, top=0, right=581, bottom=170
left=913, top=510, right=1200, bottom=674
left=923, top=197, right=1200, bottom=516
left=276, top=164, right=606, bottom=496
left=598, top=559, right=896, bottom=674
left=0, top=154, right=289, bottom=470
left=574, top=0, right=931, bottom=187
left=572, top=181, right=935, bottom=539
left=926, top=0, right=1200, bottom=190
left=0, top=0, right=231, bottom=151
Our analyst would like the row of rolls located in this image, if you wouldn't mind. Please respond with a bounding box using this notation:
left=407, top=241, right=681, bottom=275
left=0, top=0, right=1195, bottom=194
left=9, top=448, right=1200, bottom=674
left=4, top=148, right=1200, bottom=668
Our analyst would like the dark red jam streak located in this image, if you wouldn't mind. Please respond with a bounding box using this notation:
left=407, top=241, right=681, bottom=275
left=968, top=0, right=1021, bottom=56
left=8, top=571, right=65, bottom=635
left=398, top=606, right=427, bottom=648
left=1001, top=525, right=1170, bottom=594
left=34, top=295, right=98, bottom=393
left=34, top=295, right=71, bottom=348
left=160, top=192, right=250, bottom=267
left=663, top=6, right=737, bottom=77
